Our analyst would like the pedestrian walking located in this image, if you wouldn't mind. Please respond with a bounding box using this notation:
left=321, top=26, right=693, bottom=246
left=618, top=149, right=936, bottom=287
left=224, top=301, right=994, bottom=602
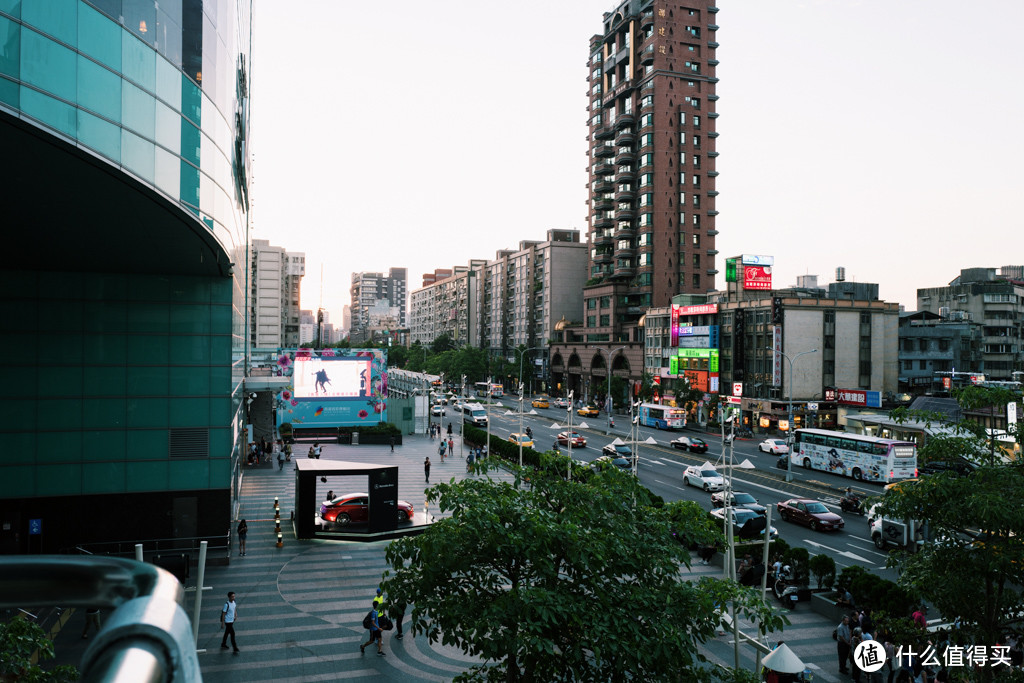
left=220, top=591, right=240, bottom=652
left=836, top=614, right=852, bottom=675
left=81, top=607, right=101, bottom=639
left=438, top=439, right=446, bottom=462
left=277, top=443, right=286, bottom=471
left=313, top=442, right=322, bottom=459
left=447, top=436, right=454, bottom=455
left=467, top=450, right=475, bottom=473
left=308, top=445, right=315, bottom=458
left=390, top=435, right=395, bottom=453
left=360, top=600, right=385, bottom=656
left=236, top=519, right=248, bottom=556
left=391, top=601, right=407, bottom=640
left=424, top=456, right=431, bottom=483
left=850, top=626, right=864, bottom=682
left=284, top=441, right=292, bottom=461
left=447, top=422, right=453, bottom=437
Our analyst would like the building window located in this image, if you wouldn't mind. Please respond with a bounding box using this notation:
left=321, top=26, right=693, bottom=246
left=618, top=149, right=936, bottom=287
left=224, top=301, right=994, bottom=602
left=640, top=153, right=654, bottom=168
left=692, top=195, right=700, bottom=208
left=640, top=213, right=653, bottom=226
left=639, top=253, right=652, bottom=266
left=600, top=315, right=610, bottom=326
left=639, top=232, right=653, bottom=246
left=640, top=113, right=654, bottom=128
left=692, top=233, right=700, bottom=246
left=640, top=193, right=653, bottom=206
left=587, top=298, right=596, bottom=309
left=692, top=274, right=700, bottom=288
left=641, top=133, right=654, bottom=147
left=693, top=115, right=701, bottom=128
left=640, top=173, right=653, bottom=187
left=692, top=253, right=700, bottom=267
left=587, top=315, right=596, bottom=327
left=638, top=273, right=652, bottom=286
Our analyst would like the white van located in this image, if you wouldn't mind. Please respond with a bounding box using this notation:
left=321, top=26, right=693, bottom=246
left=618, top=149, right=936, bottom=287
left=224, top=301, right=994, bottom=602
left=462, top=403, right=488, bottom=427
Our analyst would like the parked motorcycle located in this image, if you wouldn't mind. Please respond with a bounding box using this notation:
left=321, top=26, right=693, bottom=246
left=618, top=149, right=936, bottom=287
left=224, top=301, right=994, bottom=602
left=840, top=494, right=865, bottom=515
left=774, top=455, right=789, bottom=471
left=772, top=565, right=803, bottom=609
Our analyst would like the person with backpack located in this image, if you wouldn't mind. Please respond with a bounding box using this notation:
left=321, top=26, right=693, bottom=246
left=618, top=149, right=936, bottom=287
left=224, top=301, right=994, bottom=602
left=360, top=600, right=386, bottom=656
left=438, top=439, right=446, bottom=462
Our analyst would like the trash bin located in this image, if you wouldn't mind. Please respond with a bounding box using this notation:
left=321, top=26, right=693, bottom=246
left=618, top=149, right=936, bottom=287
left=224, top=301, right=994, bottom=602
left=352, top=432, right=359, bottom=445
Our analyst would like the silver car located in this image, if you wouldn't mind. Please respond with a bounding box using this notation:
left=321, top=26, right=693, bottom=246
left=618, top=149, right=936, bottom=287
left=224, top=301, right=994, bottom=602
left=683, top=465, right=724, bottom=492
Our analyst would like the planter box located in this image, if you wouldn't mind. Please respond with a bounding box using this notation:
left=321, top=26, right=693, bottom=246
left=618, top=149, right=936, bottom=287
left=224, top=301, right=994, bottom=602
left=810, top=591, right=849, bottom=624
left=336, top=433, right=402, bottom=446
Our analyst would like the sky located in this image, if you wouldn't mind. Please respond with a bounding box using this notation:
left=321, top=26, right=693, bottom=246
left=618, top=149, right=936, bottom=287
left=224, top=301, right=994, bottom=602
left=250, top=0, right=1024, bottom=326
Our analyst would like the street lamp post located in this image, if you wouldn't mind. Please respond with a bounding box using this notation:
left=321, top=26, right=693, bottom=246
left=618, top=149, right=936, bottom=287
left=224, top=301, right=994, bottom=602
left=590, top=345, right=627, bottom=429
left=460, top=375, right=466, bottom=459
left=771, top=348, right=819, bottom=482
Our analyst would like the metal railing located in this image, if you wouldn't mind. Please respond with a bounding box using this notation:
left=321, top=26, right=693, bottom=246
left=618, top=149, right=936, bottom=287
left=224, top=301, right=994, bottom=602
left=65, top=532, right=231, bottom=564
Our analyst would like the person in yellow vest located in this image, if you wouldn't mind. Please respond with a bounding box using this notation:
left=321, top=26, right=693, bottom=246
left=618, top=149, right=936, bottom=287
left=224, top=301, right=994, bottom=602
left=373, top=588, right=385, bottom=615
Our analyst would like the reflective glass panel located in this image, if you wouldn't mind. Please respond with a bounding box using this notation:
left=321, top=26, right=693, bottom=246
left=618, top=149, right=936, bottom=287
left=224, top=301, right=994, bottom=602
left=77, top=109, right=120, bottom=161
left=121, top=127, right=154, bottom=182
left=78, top=2, right=121, bottom=70
left=155, top=99, right=180, bottom=151
left=155, top=54, right=181, bottom=109
left=121, top=79, right=154, bottom=138
left=77, top=55, right=120, bottom=121
left=21, top=27, right=77, bottom=101
left=154, top=145, right=180, bottom=198
left=20, top=85, right=76, bottom=137
left=121, top=27, right=154, bottom=91
left=22, top=0, right=76, bottom=46
left=0, top=15, right=19, bottom=78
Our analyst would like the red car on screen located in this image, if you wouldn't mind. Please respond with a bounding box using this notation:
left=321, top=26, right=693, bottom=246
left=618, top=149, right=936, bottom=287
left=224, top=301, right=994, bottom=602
left=320, top=493, right=414, bottom=526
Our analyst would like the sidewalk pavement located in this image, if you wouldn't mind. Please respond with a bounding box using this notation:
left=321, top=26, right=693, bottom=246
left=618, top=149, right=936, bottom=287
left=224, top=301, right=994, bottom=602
left=49, top=429, right=848, bottom=682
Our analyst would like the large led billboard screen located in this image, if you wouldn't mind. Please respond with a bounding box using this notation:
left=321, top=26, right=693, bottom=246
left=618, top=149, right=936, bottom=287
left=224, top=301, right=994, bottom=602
left=275, top=348, right=388, bottom=428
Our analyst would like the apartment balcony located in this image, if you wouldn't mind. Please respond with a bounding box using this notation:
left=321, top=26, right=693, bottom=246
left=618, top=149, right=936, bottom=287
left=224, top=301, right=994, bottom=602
left=594, top=178, right=614, bottom=193
left=594, top=215, right=615, bottom=229
left=614, top=186, right=635, bottom=202
left=615, top=223, right=636, bottom=239
left=615, top=244, right=636, bottom=258
left=615, top=112, right=635, bottom=130
left=593, top=231, right=614, bottom=247
left=616, top=127, right=635, bottom=146
left=595, top=160, right=615, bottom=176
left=613, top=262, right=636, bottom=278
left=640, top=11, right=654, bottom=29
left=640, top=44, right=655, bottom=65
left=594, top=125, right=615, bottom=141
left=593, top=250, right=614, bottom=265
left=593, top=197, right=614, bottom=211
left=594, top=142, right=616, bottom=158
left=614, top=167, right=634, bottom=184
left=615, top=206, right=634, bottom=222
left=615, top=149, right=635, bottom=166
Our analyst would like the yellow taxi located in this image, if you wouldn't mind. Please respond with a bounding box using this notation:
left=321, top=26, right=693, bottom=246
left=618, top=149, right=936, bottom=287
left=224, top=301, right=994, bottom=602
left=577, top=405, right=600, bottom=417
left=531, top=397, right=550, bottom=409
left=508, top=433, right=534, bottom=448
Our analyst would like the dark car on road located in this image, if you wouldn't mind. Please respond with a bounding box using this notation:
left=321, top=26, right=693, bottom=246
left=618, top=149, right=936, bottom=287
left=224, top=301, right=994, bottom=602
left=920, top=458, right=977, bottom=477
left=320, top=493, right=414, bottom=526
left=709, top=507, right=778, bottom=540
left=710, top=491, right=766, bottom=516
left=776, top=498, right=844, bottom=532
left=601, top=443, right=634, bottom=459
left=671, top=436, right=708, bottom=453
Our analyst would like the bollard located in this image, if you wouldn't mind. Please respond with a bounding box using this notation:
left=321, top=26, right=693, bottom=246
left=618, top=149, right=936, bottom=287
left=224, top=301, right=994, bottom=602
left=276, top=531, right=283, bottom=548
left=275, top=518, right=281, bottom=534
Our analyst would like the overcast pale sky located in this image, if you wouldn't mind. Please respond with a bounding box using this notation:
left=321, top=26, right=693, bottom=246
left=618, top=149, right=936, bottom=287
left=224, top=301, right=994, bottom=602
left=250, top=0, right=1024, bottom=325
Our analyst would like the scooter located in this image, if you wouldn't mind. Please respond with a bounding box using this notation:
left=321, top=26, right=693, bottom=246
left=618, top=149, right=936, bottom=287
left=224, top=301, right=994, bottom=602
left=772, top=565, right=802, bottom=609
left=525, top=427, right=533, bottom=439
left=840, top=494, right=865, bottom=515
left=774, top=455, right=789, bottom=471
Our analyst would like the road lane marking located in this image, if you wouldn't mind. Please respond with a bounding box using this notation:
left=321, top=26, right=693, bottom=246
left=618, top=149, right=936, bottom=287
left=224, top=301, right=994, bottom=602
left=802, top=539, right=875, bottom=565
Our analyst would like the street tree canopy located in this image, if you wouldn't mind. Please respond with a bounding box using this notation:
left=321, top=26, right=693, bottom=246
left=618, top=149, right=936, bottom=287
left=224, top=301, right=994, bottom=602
left=883, top=386, right=1024, bottom=678
left=380, top=466, right=782, bottom=682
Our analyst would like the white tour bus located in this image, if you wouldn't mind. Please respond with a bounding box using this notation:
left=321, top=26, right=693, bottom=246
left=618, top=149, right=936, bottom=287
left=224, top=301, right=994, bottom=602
left=637, top=403, right=687, bottom=430
left=793, top=428, right=918, bottom=483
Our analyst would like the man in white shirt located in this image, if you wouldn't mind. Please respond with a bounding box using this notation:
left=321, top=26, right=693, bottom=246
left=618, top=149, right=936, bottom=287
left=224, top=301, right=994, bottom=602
left=220, top=591, right=240, bottom=652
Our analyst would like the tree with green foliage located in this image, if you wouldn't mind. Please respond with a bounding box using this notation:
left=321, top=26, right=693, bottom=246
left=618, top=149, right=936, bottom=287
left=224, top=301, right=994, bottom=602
left=431, top=333, right=457, bottom=355
left=380, top=466, right=783, bottom=682
left=0, top=618, right=78, bottom=682
left=878, top=464, right=1024, bottom=681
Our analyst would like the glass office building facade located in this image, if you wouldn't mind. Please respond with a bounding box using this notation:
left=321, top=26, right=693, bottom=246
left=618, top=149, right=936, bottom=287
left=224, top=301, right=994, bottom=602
left=0, top=0, right=252, bottom=553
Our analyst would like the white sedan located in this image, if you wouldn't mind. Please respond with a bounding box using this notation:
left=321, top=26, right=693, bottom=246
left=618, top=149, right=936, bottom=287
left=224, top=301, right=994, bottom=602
left=758, top=438, right=789, bottom=455
left=683, top=465, right=725, bottom=492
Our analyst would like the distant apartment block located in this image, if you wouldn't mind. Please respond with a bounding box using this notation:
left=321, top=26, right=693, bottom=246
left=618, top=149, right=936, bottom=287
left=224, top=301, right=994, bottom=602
left=410, top=262, right=483, bottom=346
left=251, top=239, right=305, bottom=349
left=916, top=267, right=1024, bottom=380
left=350, top=268, right=407, bottom=343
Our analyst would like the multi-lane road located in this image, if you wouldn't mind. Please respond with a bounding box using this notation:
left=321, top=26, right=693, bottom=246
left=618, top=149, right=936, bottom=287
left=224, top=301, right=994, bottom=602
left=439, top=396, right=899, bottom=583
